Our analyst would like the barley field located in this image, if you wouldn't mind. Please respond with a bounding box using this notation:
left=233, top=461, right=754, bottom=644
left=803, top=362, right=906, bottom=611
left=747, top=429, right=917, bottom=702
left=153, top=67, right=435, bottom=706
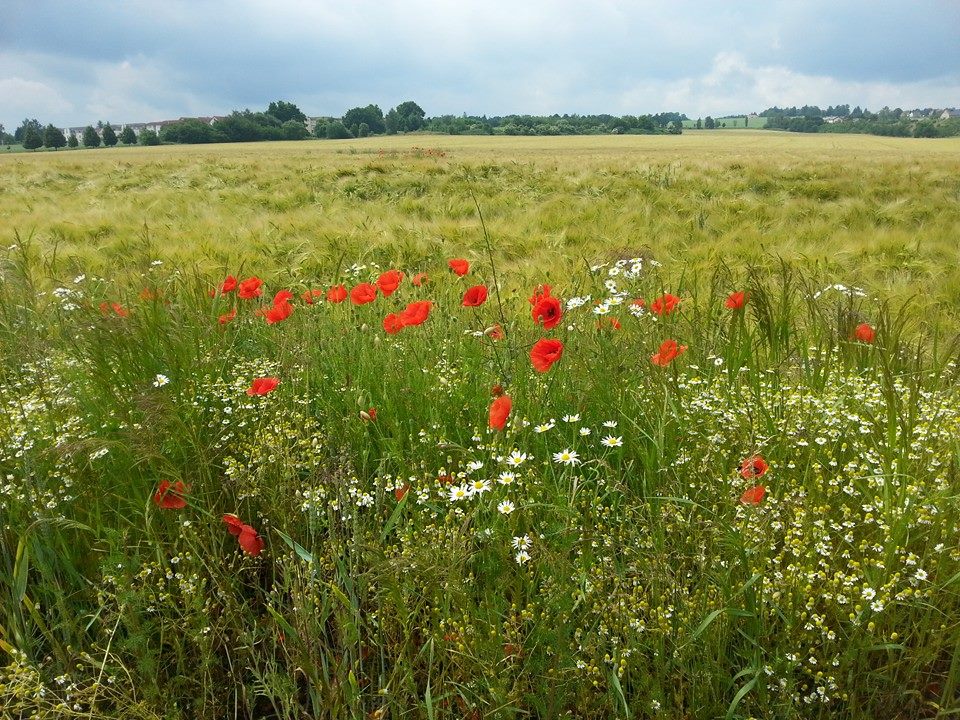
left=2, top=133, right=960, bottom=719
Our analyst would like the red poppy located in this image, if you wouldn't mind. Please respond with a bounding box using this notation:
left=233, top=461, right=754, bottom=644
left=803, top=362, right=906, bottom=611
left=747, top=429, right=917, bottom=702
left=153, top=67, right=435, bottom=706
left=394, top=484, right=410, bottom=501
left=650, top=339, right=687, bottom=367
left=350, top=283, right=378, bottom=305
left=360, top=407, right=377, bottom=422
left=412, top=272, right=428, bottom=286
left=528, top=284, right=552, bottom=306
left=139, top=287, right=160, bottom=301
left=301, top=289, right=323, bottom=304
left=725, top=291, right=748, bottom=310
left=212, top=275, right=238, bottom=296
left=111, top=302, right=129, bottom=317
left=650, top=293, right=681, bottom=316
left=532, top=295, right=562, bottom=330
left=597, top=317, right=621, bottom=330
left=273, top=289, right=294, bottom=305
left=153, top=479, right=188, bottom=509
left=247, top=377, right=279, bottom=396
left=383, top=312, right=405, bottom=334
left=854, top=323, right=875, bottom=343
left=740, top=485, right=766, bottom=505
left=400, top=300, right=432, bottom=326
left=448, top=258, right=470, bottom=276
left=486, top=324, right=505, bottom=340
left=489, top=395, right=512, bottom=430
left=631, top=298, right=646, bottom=309
left=218, top=308, right=237, bottom=325
left=327, top=285, right=348, bottom=303
left=490, top=383, right=504, bottom=396
left=376, top=269, right=404, bottom=296
left=608, top=317, right=621, bottom=330
left=238, top=277, right=264, bottom=300
left=223, top=514, right=265, bottom=556
left=462, top=285, right=488, bottom=307
left=264, top=300, right=293, bottom=325
left=530, top=338, right=564, bottom=373
left=738, top=455, right=768, bottom=479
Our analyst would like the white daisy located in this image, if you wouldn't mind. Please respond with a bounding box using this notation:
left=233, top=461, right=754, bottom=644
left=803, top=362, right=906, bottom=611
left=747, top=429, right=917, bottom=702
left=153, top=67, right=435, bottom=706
left=497, top=500, right=515, bottom=515
left=466, top=460, right=484, bottom=473
left=515, top=550, right=531, bottom=565
left=468, top=478, right=491, bottom=496
left=600, top=435, right=623, bottom=448
left=602, top=420, right=618, bottom=428
left=153, top=374, right=170, bottom=388
left=448, top=485, right=470, bottom=502
left=579, top=427, right=592, bottom=436
left=593, top=303, right=610, bottom=316
left=497, top=471, right=516, bottom=485
left=533, top=421, right=555, bottom=434
left=506, top=450, right=528, bottom=466
left=512, top=535, right=531, bottom=550
left=553, top=449, right=581, bottom=466
left=562, top=414, right=581, bottom=423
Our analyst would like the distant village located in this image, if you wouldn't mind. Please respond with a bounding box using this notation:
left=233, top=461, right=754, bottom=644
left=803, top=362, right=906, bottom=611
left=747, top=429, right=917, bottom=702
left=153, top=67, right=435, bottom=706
left=60, top=115, right=331, bottom=139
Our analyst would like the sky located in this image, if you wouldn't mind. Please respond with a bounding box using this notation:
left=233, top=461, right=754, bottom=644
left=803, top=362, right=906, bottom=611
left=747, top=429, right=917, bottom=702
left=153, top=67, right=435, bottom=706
left=2, top=0, right=960, bottom=130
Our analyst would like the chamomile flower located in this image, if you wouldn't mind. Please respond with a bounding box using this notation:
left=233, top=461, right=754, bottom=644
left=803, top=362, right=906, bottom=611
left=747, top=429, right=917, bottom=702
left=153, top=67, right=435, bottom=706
left=468, top=478, right=491, bottom=496
left=153, top=374, right=170, bottom=388
left=515, top=550, right=531, bottom=565
left=497, top=471, right=517, bottom=485
left=579, top=427, right=592, bottom=436
left=497, top=500, right=515, bottom=515
left=600, top=435, right=623, bottom=448
left=534, top=421, right=555, bottom=434
left=562, top=413, right=581, bottom=423
left=448, top=485, right=470, bottom=502
left=506, top=450, right=529, bottom=466
left=512, top=535, right=532, bottom=550
left=602, top=420, right=618, bottom=428
left=593, top=303, right=610, bottom=316
left=553, top=448, right=581, bottom=466
left=466, top=460, right=484, bottom=473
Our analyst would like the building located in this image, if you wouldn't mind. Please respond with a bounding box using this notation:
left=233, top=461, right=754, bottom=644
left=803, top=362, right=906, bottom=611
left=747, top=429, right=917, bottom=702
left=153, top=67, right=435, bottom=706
left=940, top=109, right=960, bottom=120
left=60, top=116, right=226, bottom=140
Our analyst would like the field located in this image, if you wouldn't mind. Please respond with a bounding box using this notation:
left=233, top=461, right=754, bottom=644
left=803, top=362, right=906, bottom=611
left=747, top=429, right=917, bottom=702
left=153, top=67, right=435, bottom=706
left=2, top=133, right=960, bottom=719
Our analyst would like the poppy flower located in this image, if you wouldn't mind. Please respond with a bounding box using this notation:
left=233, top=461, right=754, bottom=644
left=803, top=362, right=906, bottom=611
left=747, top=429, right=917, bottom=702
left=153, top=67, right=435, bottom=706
left=490, top=384, right=504, bottom=396
left=528, top=284, right=552, bottom=306
left=650, top=293, right=681, bottom=316
left=376, top=269, right=404, bottom=296
left=99, top=302, right=129, bottom=318
left=462, top=285, right=488, bottom=307
left=218, top=308, right=237, bottom=325
left=854, top=323, right=875, bottom=343
left=139, top=287, right=160, bottom=301
left=394, top=484, right=410, bottom=501
left=631, top=298, right=646, bottom=309
left=489, top=395, right=512, bottom=430
left=530, top=338, right=564, bottom=373
left=360, top=407, right=377, bottom=422
left=400, top=300, right=432, bottom=326
left=350, top=283, right=378, bottom=305
left=264, top=300, right=293, bottom=325
left=273, top=289, right=294, bottom=305
left=725, top=291, right=748, bottom=310
left=247, top=377, right=279, bottom=396
left=596, top=317, right=621, bottom=331
left=238, top=277, right=264, bottom=300
left=223, top=514, right=265, bottom=556
left=383, top=312, right=405, bottom=334
left=650, top=339, right=687, bottom=367
left=412, top=272, right=428, bottom=286
left=738, top=455, right=768, bottom=479
left=301, top=289, right=323, bottom=304
left=532, top=295, right=562, bottom=330
left=740, top=485, right=766, bottom=506
left=448, top=258, right=470, bottom=276
left=153, top=479, right=188, bottom=509
left=327, top=285, right=348, bottom=303
left=485, top=324, right=505, bottom=340
left=211, top=275, right=237, bottom=297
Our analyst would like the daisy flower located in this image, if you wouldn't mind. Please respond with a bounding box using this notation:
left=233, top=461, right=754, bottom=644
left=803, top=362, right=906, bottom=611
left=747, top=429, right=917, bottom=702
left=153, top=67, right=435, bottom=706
left=600, top=435, right=623, bottom=448
left=512, top=535, right=531, bottom=550
left=562, top=414, right=581, bottom=423
left=497, top=500, right=515, bottom=515
left=497, top=471, right=517, bottom=485
left=515, top=551, right=531, bottom=565
left=553, top=449, right=581, bottom=466
left=153, top=374, right=170, bottom=388
left=469, top=478, right=491, bottom=496
left=534, top=421, right=556, bottom=434
left=448, top=485, right=470, bottom=502
left=506, top=450, right=528, bottom=466
left=602, top=420, right=618, bottom=428
left=579, top=427, right=592, bottom=436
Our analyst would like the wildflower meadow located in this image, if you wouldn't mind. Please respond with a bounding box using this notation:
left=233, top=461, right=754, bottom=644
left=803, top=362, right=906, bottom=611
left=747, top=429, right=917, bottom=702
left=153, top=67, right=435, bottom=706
left=2, top=134, right=960, bottom=719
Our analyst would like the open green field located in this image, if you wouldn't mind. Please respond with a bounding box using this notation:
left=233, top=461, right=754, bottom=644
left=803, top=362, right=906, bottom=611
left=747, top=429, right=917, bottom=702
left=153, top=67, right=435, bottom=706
left=3, top=133, right=960, bottom=719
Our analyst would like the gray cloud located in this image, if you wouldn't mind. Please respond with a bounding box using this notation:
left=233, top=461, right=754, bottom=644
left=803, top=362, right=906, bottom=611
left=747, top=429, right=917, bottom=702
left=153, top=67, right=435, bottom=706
left=2, top=0, right=959, bottom=130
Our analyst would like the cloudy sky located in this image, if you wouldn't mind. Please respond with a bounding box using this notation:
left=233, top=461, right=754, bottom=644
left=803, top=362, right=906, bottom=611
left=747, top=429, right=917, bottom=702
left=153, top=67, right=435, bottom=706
left=2, top=0, right=959, bottom=130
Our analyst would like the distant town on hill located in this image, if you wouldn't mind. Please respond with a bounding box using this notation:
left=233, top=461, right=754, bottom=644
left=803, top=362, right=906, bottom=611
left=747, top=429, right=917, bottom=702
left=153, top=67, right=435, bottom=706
left=4, top=99, right=959, bottom=150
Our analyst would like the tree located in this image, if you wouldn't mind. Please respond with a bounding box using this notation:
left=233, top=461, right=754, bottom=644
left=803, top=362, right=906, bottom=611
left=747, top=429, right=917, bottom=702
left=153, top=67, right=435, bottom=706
left=914, top=120, right=938, bottom=138
left=139, top=129, right=160, bottom=146
left=391, top=100, right=426, bottom=132
left=15, top=118, right=42, bottom=142
left=83, top=126, right=101, bottom=148
left=281, top=120, right=309, bottom=140
left=22, top=127, right=43, bottom=150
left=668, top=120, right=683, bottom=135
left=357, top=122, right=369, bottom=138
left=68, top=134, right=79, bottom=148
left=42, top=124, right=66, bottom=149
left=695, top=118, right=702, bottom=129
left=120, top=126, right=137, bottom=145
left=266, top=100, right=307, bottom=124
left=102, top=124, right=118, bottom=147
left=704, top=116, right=715, bottom=129
left=342, top=105, right=385, bottom=135
left=325, top=121, right=352, bottom=139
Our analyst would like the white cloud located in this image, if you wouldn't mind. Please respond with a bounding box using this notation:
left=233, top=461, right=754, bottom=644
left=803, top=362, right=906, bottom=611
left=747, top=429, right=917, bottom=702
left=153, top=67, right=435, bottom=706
left=0, top=76, right=74, bottom=124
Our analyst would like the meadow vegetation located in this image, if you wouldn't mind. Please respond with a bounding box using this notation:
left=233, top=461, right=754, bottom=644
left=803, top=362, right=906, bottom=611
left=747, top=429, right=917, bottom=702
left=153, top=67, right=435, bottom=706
left=1, top=133, right=960, bottom=718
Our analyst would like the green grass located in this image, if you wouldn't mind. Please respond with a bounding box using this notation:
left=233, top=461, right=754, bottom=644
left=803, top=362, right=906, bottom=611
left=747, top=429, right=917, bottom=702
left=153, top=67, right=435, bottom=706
left=1, top=134, right=960, bottom=718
